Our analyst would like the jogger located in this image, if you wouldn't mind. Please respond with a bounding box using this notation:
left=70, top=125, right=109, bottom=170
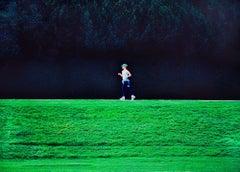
left=118, top=64, right=136, bottom=101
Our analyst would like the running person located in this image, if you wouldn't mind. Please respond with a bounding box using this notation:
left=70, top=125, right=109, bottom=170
left=118, top=64, right=136, bottom=101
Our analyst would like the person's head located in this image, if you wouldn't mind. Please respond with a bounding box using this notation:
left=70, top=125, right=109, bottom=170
left=121, top=64, right=128, bottom=70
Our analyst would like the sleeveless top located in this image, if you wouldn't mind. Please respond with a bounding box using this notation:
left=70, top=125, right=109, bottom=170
left=122, top=70, right=129, bottom=80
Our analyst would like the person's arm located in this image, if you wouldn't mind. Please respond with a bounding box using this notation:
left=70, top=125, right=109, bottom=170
left=118, top=73, right=123, bottom=78
left=127, top=70, right=132, bottom=77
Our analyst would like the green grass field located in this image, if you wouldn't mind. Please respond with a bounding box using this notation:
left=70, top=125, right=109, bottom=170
left=0, top=99, right=240, bottom=171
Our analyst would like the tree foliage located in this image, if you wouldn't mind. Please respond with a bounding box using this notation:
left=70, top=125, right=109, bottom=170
left=0, top=0, right=239, bottom=60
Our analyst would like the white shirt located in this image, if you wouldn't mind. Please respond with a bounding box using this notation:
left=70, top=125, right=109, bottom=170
left=122, top=69, right=129, bottom=80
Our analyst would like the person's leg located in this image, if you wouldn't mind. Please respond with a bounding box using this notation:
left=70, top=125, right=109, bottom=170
left=126, top=80, right=133, bottom=96
left=122, top=82, right=126, bottom=97
left=120, top=81, right=127, bottom=100
left=126, top=80, right=136, bottom=100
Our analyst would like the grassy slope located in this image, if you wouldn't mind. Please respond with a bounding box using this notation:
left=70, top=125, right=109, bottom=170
left=0, top=99, right=240, bottom=171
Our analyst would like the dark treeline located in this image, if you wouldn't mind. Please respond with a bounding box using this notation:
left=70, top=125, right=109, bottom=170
left=0, top=0, right=240, bottom=99
left=1, top=0, right=239, bottom=60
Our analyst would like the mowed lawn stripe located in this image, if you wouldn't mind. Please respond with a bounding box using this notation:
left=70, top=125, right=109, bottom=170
left=0, top=100, right=240, bottom=159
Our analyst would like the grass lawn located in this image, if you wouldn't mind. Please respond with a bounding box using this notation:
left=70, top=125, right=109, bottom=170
left=0, top=99, right=240, bottom=171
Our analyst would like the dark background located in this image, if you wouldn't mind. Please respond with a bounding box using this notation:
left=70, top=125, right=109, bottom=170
left=0, top=0, right=240, bottom=99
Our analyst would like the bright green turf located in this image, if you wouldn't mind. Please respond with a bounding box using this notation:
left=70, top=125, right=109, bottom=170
left=1, top=157, right=239, bottom=172
left=0, top=99, right=240, bottom=171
